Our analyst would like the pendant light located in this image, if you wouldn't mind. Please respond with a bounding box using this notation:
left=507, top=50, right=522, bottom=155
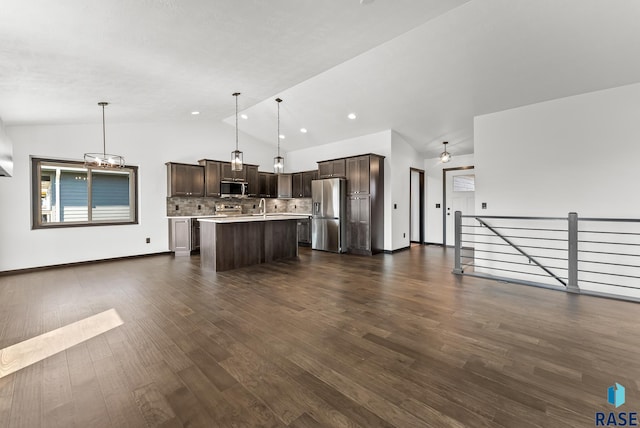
left=84, top=102, right=125, bottom=168
left=440, top=141, right=451, bottom=163
left=273, top=97, right=284, bottom=174
left=231, top=92, right=243, bottom=171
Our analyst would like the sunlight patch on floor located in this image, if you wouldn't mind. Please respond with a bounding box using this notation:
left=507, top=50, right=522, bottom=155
left=0, top=308, right=124, bottom=378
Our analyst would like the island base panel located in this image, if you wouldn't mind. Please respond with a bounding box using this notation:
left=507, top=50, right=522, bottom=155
left=200, top=220, right=298, bottom=271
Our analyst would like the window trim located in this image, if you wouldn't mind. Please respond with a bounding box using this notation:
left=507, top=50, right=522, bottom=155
left=31, top=157, right=139, bottom=229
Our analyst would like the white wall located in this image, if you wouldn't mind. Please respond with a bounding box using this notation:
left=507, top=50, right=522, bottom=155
left=0, top=118, right=13, bottom=177
left=424, top=153, right=475, bottom=244
left=390, top=131, right=423, bottom=250
left=474, top=82, right=640, bottom=298
left=0, top=120, right=276, bottom=272
left=286, top=130, right=392, bottom=171
left=475, top=82, right=640, bottom=217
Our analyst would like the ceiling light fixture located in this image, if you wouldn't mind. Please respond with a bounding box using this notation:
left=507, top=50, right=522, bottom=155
left=348, top=113, right=357, bottom=120
left=191, top=111, right=200, bottom=115
left=83, top=102, right=125, bottom=168
left=240, top=114, right=248, bottom=120
left=300, top=128, right=307, bottom=133
left=274, top=98, right=284, bottom=174
left=231, top=92, right=243, bottom=171
left=440, top=141, right=451, bottom=163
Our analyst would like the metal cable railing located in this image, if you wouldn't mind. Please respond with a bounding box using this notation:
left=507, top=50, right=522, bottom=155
left=453, top=212, right=640, bottom=302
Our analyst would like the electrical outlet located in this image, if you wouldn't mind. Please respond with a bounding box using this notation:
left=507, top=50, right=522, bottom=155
left=253, top=204, right=256, bottom=209
left=394, top=204, right=397, bottom=209
left=275, top=205, right=277, bottom=209
left=175, top=205, right=179, bottom=211
left=482, top=202, right=487, bottom=209
left=146, top=237, right=150, bottom=243
left=197, top=205, right=201, bottom=210
left=403, top=233, right=406, bottom=238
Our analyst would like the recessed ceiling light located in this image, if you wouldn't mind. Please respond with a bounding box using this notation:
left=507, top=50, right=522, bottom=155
left=240, top=114, right=248, bottom=120
left=300, top=128, right=307, bottom=133
left=279, top=134, right=285, bottom=139
left=191, top=111, right=200, bottom=115
left=348, top=113, right=357, bottom=120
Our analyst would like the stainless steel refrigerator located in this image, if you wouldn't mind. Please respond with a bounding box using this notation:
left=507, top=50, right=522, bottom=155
left=311, top=178, right=346, bottom=253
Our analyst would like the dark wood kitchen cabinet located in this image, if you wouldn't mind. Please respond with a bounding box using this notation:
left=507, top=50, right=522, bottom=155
left=166, top=162, right=204, bottom=197
left=245, top=165, right=259, bottom=196
left=259, top=172, right=278, bottom=198
left=221, top=162, right=250, bottom=182
left=346, top=155, right=371, bottom=195
left=344, top=154, right=384, bottom=255
left=292, top=170, right=317, bottom=198
left=318, top=159, right=346, bottom=178
left=302, top=170, right=317, bottom=197
left=220, top=162, right=234, bottom=181
left=198, top=159, right=221, bottom=197
left=347, top=195, right=371, bottom=254
left=292, top=173, right=303, bottom=198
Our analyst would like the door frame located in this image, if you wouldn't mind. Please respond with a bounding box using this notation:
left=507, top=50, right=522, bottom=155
left=409, top=168, right=425, bottom=244
left=442, top=165, right=474, bottom=246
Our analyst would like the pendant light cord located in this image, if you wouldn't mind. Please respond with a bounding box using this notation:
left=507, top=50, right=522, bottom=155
left=233, top=92, right=240, bottom=151
left=100, top=102, right=107, bottom=157
left=277, top=99, right=280, bottom=157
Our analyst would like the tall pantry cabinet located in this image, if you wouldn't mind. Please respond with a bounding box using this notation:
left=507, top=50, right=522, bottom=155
left=346, top=154, right=384, bottom=255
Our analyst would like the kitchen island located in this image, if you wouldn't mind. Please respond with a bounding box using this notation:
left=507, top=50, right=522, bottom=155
left=198, top=215, right=310, bottom=271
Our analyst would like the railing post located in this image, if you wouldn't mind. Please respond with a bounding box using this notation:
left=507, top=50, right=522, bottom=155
left=567, top=212, right=580, bottom=293
left=453, top=211, right=463, bottom=274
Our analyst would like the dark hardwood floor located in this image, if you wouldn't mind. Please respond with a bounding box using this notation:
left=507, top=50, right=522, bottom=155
left=1, top=246, right=639, bottom=427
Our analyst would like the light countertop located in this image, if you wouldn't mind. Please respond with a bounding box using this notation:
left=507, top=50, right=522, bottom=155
left=168, top=212, right=311, bottom=219
left=198, top=214, right=311, bottom=224
left=167, top=215, right=228, bottom=219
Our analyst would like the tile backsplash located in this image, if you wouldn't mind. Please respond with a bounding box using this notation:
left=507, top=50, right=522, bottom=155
left=167, top=197, right=311, bottom=216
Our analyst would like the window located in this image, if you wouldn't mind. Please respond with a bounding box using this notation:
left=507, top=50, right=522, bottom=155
left=31, top=157, right=138, bottom=229
left=453, top=174, right=475, bottom=192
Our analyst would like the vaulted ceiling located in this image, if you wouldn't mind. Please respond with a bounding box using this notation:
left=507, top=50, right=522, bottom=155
left=2, top=0, right=640, bottom=158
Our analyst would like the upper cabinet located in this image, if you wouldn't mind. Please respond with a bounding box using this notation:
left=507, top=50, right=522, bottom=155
left=246, top=165, right=259, bottom=196
left=302, top=170, right=317, bottom=197
left=346, top=155, right=373, bottom=195
left=291, top=170, right=318, bottom=198
left=221, top=162, right=249, bottom=182
left=318, top=159, right=346, bottom=178
left=167, top=163, right=205, bottom=197
left=167, top=159, right=318, bottom=199
left=220, top=162, right=234, bottom=181
left=199, top=159, right=221, bottom=197
left=292, top=173, right=302, bottom=198
left=259, top=172, right=278, bottom=198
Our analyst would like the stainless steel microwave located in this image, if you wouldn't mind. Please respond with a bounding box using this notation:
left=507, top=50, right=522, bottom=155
left=220, top=181, right=248, bottom=198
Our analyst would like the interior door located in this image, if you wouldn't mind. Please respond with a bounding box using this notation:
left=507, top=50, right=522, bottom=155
left=445, top=172, right=475, bottom=246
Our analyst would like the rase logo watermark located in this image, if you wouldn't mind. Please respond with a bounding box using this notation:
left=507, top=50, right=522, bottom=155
left=609, top=383, right=626, bottom=408
left=596, top=383, right=638, bottom=426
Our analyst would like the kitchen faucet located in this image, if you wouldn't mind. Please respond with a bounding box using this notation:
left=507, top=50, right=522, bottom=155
left=259, top=198, right=266, bottom=218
